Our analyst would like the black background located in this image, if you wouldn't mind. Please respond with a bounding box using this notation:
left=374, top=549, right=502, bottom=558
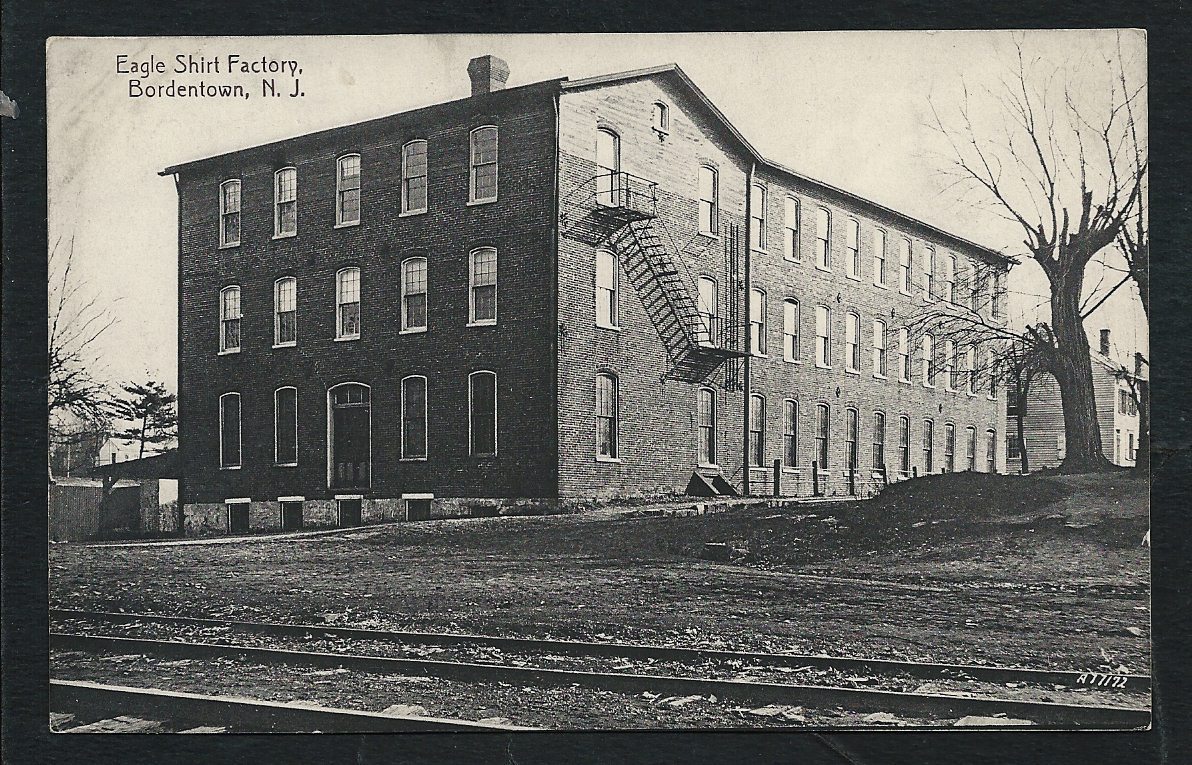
left=3, top=2, right=1188, bottom=762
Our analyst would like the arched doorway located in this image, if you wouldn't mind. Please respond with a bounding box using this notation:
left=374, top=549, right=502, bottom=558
left=328, top=383, right=371, bottom=490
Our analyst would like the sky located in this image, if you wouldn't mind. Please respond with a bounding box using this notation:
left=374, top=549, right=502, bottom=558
left=47, top=31, right=1148, bottom=393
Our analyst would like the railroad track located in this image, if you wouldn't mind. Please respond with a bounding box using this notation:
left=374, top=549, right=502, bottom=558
left=51, top=609, right=1150, bottom=729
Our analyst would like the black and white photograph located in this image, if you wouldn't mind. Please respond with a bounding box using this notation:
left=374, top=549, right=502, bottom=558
left=43, top=31, right=1150, bottom=733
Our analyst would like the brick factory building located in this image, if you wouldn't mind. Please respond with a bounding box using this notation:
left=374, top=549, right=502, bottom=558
left=162, top=56, right=1011, bottom=534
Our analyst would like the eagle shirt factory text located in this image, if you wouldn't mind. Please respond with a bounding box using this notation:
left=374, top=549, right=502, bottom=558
left=115, top=54, right=305, bottom=100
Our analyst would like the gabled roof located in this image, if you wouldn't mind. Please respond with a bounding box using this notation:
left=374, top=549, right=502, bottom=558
left=565, top=63, right=1013, bottom=264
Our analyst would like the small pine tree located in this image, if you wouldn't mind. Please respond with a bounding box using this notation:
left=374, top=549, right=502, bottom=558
left=108, top=379, right=178, bottom=459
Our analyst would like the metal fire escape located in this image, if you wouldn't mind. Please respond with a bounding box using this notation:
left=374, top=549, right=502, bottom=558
left=562, top=171, right=746, bottom=384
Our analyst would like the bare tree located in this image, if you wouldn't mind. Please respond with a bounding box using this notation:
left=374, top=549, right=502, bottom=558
left=929, top=36, right=1146, bottom=472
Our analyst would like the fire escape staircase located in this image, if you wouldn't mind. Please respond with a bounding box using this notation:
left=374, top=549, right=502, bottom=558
left=562, top=171, right=745, bottom=384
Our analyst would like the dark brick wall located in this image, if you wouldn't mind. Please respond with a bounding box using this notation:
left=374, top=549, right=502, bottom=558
left=177, top=82, right=561, bottom=504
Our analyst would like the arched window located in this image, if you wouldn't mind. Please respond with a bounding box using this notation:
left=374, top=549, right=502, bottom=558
left=336, top=267, right=361, bottom=340
left=595, top=249, right=618, bottom=328
left=336, top=154, right=361, bottom=226
left=469, top=371, right=498, bottom=456
left=401, top=140, right=428, bottom=214
left=783, top=196, right=799, bottom=261
left=783, top=299, right=800, bottom=362
left=815, top=305, right=831, bottom=367
left=401, top=257, right=427, bottom=332
left=899, top=238, right=913, bottom=294
left=698, top=165, right=718, bottom=235
left=873, top=228, right=887, bottom=286
left=750, top=184, right=767, bottom=250
left=274, top=167, right=297, bottom=237
left=815, top=403, right=830, bottom=470
left=922, top=333, right=936, bottom=387
left=469, top=126, right=499, bottom=203
left=401, top=375, right=427, bottom=459
left=697, top=276, right=718, bottom=346
left=986, top=429, right=998, bottom=473
left=945, top=339, right=957, bottom=390
left=844, top=311, right=860, bottom=372
left=967, top=345, right=979, bottom=395
left=750, top=289, right=767, bottom=356
left=219, top=392, right=242, bottom=469
left=872, top=319, right=888, bottom=378
left=783, top=399, right=798, bottom=468
left=845, top=408, right=859, bottom=473
left=945, top=254, right=957, bottom=303
left=944, top=423, right=956, bottom=472
left=815, top=207, right=831, bottom=270
left=898, top=415, right=911, bottom=476
left=872, top=412, right=886, bottom=471
left=697, top=387, right=716, bottom=466
left=923, top=245, right=935, bottom=299
left=923, top=419, right=935, bottom=473
left=652, top=101, right=670, bottom=133
left=274, top=387, right=298, bottom=466
left=845, top=218, right=860, bottom=278
left=595, top=372, right=618, bottom=460
left=966, top=426, right=978, bottom=470
left=595, top=128, right=620, bottom=206
left=898, top=327, right=911, bottom=382
left=274, top=277, right=297, bottom=347
left=469, top=247, right=497, bottom=325
left=219, top=179, right=241, bottom=247
left=219, top=285, right=241, bottom=353
left=749, top=394, right=765, bottom=467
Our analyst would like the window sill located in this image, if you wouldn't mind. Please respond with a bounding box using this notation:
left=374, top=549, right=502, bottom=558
left=815, top=265, right=832, bottom=274
left=750, top=247, right=768, bottom=255
left=815, top=363, right=832, bottom=371
left=873, top=373, right=888, bottom=380
left=783, top=255, right=801, bottom=264
left=273, top=342, right=296, bottom=349
left=781, top=466, right=801, bottom=474
left=219, top=242, right=240, bottom=250
left=899, top=378, right=912, bottom=385
left=874, top=282, right=888, bottom=289
left=274, top=463, right=298, bottom=468
left=218, top=348, right=240, bottom=356
left=399, top=208, right=428, bottom=218
left=845, top=273, right=861, bottom=281
left=399, top=457, right=428, bottom=462
left=783, top=357, right=801, bottom=364
left=596, top=322, right=621, bottom=332
left=220, top=466, right=242, bottom=471
left=751, top=352, right=769, bottom=359
left=467, top=197, right=498, bottom=207
left=899, top=289, right=912, bottom=297
left=471, top=453, right=498, bottom=459
left=924, top=384, right=937, bottom=390
left=748, top=466, right=769, bottom=472
left=334, top=220, right=360, bottom=230
left=698, top=462, right=719, bottom=470
left=400, top=327, right=427, bottom=335
left=334, top=335, right=361, bottom=343
left=467, top=320, right=497, bottom=328
left=272, top=232, right=297, bottom=241
left=845, top=367, right=860, bottom=375
left=596, top=456, right=622, bottom=464
left=698, top=231, right=720, bottom=241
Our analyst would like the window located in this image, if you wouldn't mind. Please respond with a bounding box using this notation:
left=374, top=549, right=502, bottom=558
left=945, top=423, right=956, bottom=472
left=923, top=419, right=935, bottom=473
left=401, top=257, right=427, bottom=332
left=219, top=179, right=240, bottom=247
left=274, top=167, right=297, bottom=237
left=872, top=412, right=886, bottom=471
left=815, top=403, right=830, bottom=470
left=401, top=375, right=427, bottom=459
left=595, top=128, right=620, bottom=207
left=783, top=299, right=800, bottom=362
left=274, top=387, right=297, bottom=466
left=470, top=371, right=498, bottom=456
left=945, top=254, right=957, bottom=302
left=873, top=229, right=887, bottom=286
left=219, top=392, right=241, bottom=468
left=845, top=408, right=858, bottom=473
left=988, top=349, right=998, bottom=398
left=845, top=218, right=859, bottom=278
left=815, top=305, right=831, bottom=367
left=697, top=388, right=716, bottom=465
left=783, top=197, right=799, bottom=260
left=898, top=416, right=911, bottom=476
left=336, top=267, right=361, bottom=339
left=698, top=166, right=718, bottom=235
left=872, top=319, right=888, bottom=377
left=898, top=328, right=910, bottom=382
left=923, top=246, right=935, bottom=299
left=922, top=334, right=936, bottom=387
left=966, top=346, right=978, bottom=395
left=975, top=270, right=989, bottom=315
left=596, top=249, right=619, bottom=328
left=1114, top=428, right=1121, bottom=463
left=899, top=238, right=912, bottom=294
left=783, top=399, right=798, bottom=468
left=986, top=429, right=997, bottom=473
left=1007, top=431, right=1021, bottom=460
left=966, top=426, right=977, bottom=470
left=697, top=277, right=718, bottom=346
left=993, top=270, right=1005, bottom=319
left=944, top=339, right=957, bottom=390
left=749, top=394, right=765, bottom=467
left=470, top=126, right=499, bottom=203
left=652, top=101, right=669, bottom=133
left=1128, top=394, right=1138, bottom=416
left=401, top=140, right=428, bottom=214
left=469, top=247, right=497, bottom=325
left=844, top=311, right=860, bottom=372
left=336, top=154, right=361, bottom=226
left=595, top=372, right=618, bottom=459
left=750, top=289, right=767, bottom=356
left=815, top=207, right=831, bottom=270
left=1119, top=389, right=1129, bottom=414
left=1129, top=432, right=1135, bottom=461
left=219, top=285, right=241, bottom=353
left=750, top=184, right=767, bottom=250
left=274, top=277, right=297, bottom=347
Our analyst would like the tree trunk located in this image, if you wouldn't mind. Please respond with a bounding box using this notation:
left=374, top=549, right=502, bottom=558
left=1016, top=389, right=1030, bottom=475
left=1050, top=273, right=1109, bottom=473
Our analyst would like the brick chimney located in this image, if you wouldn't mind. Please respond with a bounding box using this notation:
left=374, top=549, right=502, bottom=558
left=1099, top=328, right=1110, bottom=356
left=467, top=55, right=510, bottom=96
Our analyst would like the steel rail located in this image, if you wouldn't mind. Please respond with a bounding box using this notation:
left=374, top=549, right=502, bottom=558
left=51, top=607, right=1149, bottom=693
left=50, top=679, right=535, bottom=732
left=51, top=632, right=1149, bottom=728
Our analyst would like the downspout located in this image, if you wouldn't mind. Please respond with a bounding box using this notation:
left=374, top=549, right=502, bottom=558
left=742, top=162, right=755, bottom=496
left=550, top=89, right=562, bottom=500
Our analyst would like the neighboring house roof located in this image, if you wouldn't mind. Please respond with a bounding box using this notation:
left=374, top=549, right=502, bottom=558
left=161, top=62, right=1011, bottom=264
left=87, top=449, right=181, bottom=480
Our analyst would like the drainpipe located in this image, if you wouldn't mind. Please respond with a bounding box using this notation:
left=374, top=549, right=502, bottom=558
left=550, top=89, right=562, bottom=500
left=742, top=162, right=755, bottom=496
